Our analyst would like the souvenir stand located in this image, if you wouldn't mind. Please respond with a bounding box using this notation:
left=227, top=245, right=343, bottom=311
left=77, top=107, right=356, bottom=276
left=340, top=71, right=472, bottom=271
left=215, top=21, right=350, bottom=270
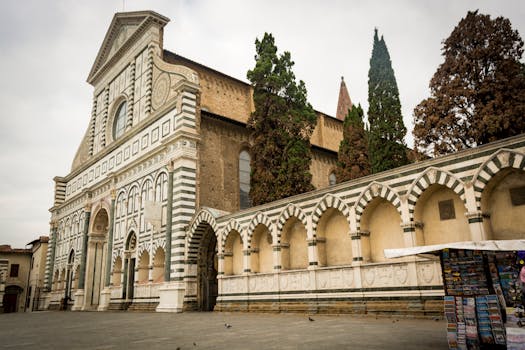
left=385, top=240, right=525, bottom=350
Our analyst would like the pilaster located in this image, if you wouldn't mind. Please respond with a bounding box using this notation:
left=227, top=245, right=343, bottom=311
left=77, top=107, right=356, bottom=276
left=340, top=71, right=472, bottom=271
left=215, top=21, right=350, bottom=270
left=350, top=230, right=364, bottom=265
left=466, top=211, right=486, bottom=241
left=272, top=244, right=282, bottom=271
left=307, top=238, right=318, bottom=270
left=243, top=249, right=251, bottom=274
left=73, top=200, right=92, bottom=311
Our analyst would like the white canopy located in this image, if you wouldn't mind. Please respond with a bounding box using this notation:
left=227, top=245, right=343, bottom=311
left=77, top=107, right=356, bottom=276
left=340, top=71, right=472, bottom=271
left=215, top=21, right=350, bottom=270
left=384, top=240, right=525, bottom=259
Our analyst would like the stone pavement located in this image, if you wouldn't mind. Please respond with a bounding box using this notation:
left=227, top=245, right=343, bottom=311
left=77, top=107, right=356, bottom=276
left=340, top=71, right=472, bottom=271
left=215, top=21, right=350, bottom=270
left=0, top=311, right=448, bottom=349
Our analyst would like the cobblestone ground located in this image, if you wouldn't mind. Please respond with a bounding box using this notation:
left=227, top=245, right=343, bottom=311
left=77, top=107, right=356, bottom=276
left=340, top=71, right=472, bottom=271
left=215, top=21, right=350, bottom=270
left=0, top=311, right=448, bottom=349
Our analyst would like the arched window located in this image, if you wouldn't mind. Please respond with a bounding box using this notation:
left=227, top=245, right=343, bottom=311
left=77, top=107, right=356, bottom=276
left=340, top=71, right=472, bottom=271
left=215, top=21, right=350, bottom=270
left=113, top=101, right=127, bottom=140
left=239, top=150, right=251, bottom=209
left=329, top=172, right=337, bottom=186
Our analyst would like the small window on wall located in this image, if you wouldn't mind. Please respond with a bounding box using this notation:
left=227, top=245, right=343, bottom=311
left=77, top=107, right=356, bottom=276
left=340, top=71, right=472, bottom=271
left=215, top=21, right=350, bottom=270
left=329, top=172, right=337, bottom=186
left=113, top=101, right=127, bottom=140
left=510, top=186, right=525, bottom=206
left=438, top=199, right=456, bottom=220
left=239, top=150, right=251, bottom=210
left=9, top=264, right=19, bottom=277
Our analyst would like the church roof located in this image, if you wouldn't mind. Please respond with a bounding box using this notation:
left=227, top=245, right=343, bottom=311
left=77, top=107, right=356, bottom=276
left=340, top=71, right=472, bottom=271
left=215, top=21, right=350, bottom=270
left=336, top=76, right=353, bottom=121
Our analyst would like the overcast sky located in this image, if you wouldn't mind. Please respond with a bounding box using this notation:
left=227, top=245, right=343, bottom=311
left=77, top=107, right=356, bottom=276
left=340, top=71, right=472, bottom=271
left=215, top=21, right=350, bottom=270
left=1, top=0, right=524, bottom=248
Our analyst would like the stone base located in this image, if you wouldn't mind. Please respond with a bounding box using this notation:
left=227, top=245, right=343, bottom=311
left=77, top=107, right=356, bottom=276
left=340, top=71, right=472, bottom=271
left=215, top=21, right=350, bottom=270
left=215, top=298, right=443, bottom=318
left=156, top=281, right=185, bottom=313
left=71, top=289, right=85, bottom=311
left=97, top=288, right=111, bottom=311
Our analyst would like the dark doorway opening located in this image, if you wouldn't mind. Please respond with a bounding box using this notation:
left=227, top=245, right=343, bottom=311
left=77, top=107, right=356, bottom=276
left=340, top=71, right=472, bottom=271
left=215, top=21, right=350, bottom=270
left=3, top=285, right=22, bottom=313
left=198, top=226, right=218, bottom=311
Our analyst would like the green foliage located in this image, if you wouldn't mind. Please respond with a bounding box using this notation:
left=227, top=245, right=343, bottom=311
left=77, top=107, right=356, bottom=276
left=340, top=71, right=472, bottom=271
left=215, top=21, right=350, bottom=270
left=336, top=104, right=371, bottom=182
left=413, top=11, right=525, bottom=157
left=247, top=33, right=317, bottom=206
left=367, top=29, right=409, bottom=173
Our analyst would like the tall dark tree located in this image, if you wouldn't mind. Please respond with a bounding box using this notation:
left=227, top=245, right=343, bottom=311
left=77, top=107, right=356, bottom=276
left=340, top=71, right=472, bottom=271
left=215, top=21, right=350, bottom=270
left=413, top=11, right=525, bottom=157
left=367, top=29, right=408, bottom=173
left=336, top=104, right=371, bottom=182
left=247, top=33, right=317, bottom=206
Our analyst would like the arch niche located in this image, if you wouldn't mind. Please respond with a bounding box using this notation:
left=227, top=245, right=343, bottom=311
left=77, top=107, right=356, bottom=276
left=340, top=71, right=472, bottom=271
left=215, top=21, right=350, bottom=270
left=360, top=198, right=404, bottom=263
left=85, top=208, right=109, bottom=309
left=316, top=208, right=352, bottom=267
left=413, top=184, right=469, bottom=246
left=480, top=168, right=525, bottom=240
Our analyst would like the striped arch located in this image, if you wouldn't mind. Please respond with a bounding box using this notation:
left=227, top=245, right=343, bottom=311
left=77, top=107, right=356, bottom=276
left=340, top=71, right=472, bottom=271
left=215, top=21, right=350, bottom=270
left=137, top=243, right=150, bottom=259
left=407, top=167, right=466, bottom=219
left=473, top=149, right=525, bottom=210
left=112, top=249, right=124, bottom=265
left=247, top=211, right=276, bottom=243
left=311, top=194, right=351, bottom=233
left=187, top=208, right=219, bottom=262
left=355, top=182, right=402, bottom=230
left=220, top=219, right=244, bottom=252
left=276, top=204, right=308, bottom=242
left=152, top=237, right=166, bottom=252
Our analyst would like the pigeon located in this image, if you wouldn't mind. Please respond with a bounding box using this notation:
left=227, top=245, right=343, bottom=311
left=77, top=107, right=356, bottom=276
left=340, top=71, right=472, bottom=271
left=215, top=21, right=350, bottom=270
left=225, top=323, right=232, bottom=328
left=193, top=342, right=197, bottom=346
left=308, top=316, right=315, bottom=322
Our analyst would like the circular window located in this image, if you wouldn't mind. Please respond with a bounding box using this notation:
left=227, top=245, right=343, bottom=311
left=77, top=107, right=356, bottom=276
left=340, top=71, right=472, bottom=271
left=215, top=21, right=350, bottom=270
left=113, top=101, right=127, bottom=140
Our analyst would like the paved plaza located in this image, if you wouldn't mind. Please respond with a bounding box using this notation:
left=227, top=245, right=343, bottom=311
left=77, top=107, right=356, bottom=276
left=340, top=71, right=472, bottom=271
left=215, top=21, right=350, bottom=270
left=0, top=311, right=448, bottom=349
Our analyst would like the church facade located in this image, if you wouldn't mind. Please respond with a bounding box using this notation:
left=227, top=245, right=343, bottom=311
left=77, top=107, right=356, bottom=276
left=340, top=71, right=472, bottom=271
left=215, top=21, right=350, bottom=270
left=44, top=11, right=525, bottom=315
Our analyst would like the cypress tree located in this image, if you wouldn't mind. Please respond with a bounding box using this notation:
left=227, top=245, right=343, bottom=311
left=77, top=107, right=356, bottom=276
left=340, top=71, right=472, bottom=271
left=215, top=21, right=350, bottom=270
left=367, top=29, right=408, bottom=173
left=336, top=104, right=371, bottom=182
left=247, top=33, right=317, bottom=206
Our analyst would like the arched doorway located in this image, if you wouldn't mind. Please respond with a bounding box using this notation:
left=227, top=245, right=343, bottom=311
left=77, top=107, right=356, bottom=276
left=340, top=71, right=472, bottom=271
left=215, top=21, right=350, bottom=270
left=3, top=285, right=22, bottom=313
left=197, top=225, right=218, bottom=311
left=123, top=232, right=137, bottom=300
left=85, top=208, right=109, bottom=308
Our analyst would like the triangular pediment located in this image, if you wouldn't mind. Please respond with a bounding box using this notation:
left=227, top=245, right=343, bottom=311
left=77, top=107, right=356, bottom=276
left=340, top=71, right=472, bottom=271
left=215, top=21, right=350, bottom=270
left=87, top=10, right=169, bottom=84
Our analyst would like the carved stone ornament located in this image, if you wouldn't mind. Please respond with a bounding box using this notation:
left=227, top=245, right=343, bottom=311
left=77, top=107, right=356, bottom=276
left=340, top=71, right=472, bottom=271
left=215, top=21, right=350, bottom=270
left=152, top=73, right=170, bottom=110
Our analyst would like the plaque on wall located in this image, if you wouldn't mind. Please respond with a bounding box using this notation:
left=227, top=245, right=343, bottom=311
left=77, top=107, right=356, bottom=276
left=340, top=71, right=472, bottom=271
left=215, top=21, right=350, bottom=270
left=509, top=186, right=525, bottom=206
left=439, top=199, right=456, bottom=220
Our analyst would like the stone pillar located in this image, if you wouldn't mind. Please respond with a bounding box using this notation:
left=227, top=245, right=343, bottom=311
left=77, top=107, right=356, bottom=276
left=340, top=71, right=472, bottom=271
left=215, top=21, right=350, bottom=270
left=164, top=166, right=174, bottom=282
left=307, top=239, right=318, bottom=270
left=99, top=191, right=116, bottom=311
left=350, top=231, right=363, bottom=265
left=401, top=222, right=417, bottom=248
left=272, top=244, right=282, bottom=271
left=72, top=203, right=91, bottom=311
left=466, top=211, right=486, bottom=241
left=217, top=254, right=225, bottom=276
left=243, top=249, right=251, bottom=274
left=104, top=190, right=116, bottom=287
